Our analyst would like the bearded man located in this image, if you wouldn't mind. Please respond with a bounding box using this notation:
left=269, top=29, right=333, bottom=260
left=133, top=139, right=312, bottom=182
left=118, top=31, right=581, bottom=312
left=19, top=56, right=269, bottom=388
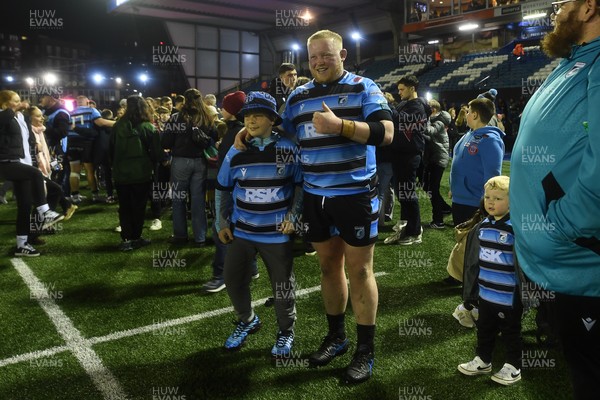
left=510, top=1, right=600, bottom=399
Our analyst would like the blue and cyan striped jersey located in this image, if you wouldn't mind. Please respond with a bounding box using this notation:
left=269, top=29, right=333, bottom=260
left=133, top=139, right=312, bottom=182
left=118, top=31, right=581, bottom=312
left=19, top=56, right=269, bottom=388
left=478, top=215, right=517, bottom=308
left=217, top=134, right=303, bottom=244
left=281, top=71, right=391, bottom=196
left=70, top=106, right=101, bottom=137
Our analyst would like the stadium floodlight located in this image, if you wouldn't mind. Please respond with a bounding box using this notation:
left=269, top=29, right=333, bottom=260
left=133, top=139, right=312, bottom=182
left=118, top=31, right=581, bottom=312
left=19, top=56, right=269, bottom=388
left=350, top=32, right=362, bottom=64
left=300, top=9, right=312, bottom=21
left=428, top=40, right=439, bottom=45
left=5, top=76, right=14, bottom=82
left=44, top=73, right=58, bottom=85
left=25, top=77, right=34, bottom=86
left=292, top=43, right=300, bottom=51
left=115, top=77, right=123, bottom=84
left=425, top=91, right=433, bottom=101
left=523, top=12, right=547, bottom=19
left=459, top=23, right=479, bottom=31
left=63, top=99, right=76, bottom=112
left=138, top=73, right=148, bottom=83
left=92, top=73, right=104, bottom=84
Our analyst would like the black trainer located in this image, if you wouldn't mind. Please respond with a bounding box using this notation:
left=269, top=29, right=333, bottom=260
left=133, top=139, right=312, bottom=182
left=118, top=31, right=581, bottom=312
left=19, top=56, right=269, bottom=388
left=308, top=334, right=349, bottom=367
left=344, top=346, right=374, bottom=384
left=132, top=237, right=151, bottom=249
left=15, top=243, right=40, bottom=257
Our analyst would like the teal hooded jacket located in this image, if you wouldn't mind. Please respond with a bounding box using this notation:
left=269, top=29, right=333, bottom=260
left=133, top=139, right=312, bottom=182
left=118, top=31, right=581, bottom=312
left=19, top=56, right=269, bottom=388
left=511, top=37, right=600, bottom=297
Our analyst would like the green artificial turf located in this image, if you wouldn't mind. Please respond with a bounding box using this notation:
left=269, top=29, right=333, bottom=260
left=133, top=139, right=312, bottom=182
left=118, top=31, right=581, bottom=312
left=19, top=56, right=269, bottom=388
left=0, top=162, right=572, bottom=399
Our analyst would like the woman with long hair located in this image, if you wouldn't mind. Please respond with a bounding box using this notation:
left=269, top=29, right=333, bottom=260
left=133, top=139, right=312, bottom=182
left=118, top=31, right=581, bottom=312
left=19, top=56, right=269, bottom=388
left=162, top=88, right=217, bottom=245
left=110, top=95, right=164, bottom=251
left=0, top=90, right=64, bottom=256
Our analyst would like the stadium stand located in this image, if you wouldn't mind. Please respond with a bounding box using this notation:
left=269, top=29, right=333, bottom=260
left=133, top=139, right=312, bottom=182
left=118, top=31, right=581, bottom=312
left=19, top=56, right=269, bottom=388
left=372, top=62, right=430, bottom=92
left=355, top=46, right=559, bottom=94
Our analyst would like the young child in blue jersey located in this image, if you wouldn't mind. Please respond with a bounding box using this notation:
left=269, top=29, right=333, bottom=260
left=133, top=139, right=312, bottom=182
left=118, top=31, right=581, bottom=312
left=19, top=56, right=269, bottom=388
left=458, top=175, right=523, bottom=386
left=216, top=92, right=303, bottom=357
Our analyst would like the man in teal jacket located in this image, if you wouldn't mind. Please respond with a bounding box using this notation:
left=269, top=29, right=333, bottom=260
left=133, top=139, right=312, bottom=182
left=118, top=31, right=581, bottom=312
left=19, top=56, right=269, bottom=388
left=510, top=1, right=600, bottom=398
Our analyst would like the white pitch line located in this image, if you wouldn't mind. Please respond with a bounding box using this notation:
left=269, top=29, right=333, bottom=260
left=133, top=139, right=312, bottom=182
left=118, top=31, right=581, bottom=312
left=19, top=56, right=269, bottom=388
left=1, top=269, right=388, bottom=369
left=0, top=345, right=69, bottom=368
left=90, top=271, right=388, bottom=345
left=11, top=258, right=128, bottom=400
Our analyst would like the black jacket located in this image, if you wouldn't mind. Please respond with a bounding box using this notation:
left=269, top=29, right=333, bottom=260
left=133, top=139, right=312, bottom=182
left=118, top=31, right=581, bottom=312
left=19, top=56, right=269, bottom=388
left=0, top=109, right=27, bottom=161
left=391, top=97, right=431, bottom=155
left=42, top=104, right=69, bottom=149
left=217, top=119, right=243, bottom=171
left=161, top=112, right=217, bottom=159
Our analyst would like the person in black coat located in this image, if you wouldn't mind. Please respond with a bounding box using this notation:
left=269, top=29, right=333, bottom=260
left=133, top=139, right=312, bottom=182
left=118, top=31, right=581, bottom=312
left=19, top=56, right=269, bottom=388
left=0, top=90, right=64, bottom=256
left=385, top=75, right=431, bottom=245
left=162, top=88, right=217, bottom=245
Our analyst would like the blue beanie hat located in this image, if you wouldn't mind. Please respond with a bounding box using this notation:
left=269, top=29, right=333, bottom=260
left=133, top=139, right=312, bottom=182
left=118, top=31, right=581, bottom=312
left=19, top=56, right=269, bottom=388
left=239, top=91, right=282, bottom=125
left=478, top=88, right=497, bottom=102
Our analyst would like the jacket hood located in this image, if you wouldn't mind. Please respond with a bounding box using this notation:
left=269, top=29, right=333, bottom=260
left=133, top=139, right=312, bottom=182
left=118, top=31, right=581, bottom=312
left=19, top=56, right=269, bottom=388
left=473, top=125, right=505, bottom=139
left=398, top=97, right=432, bottom=118
left=431, top=110, right=451, bottom=126
left=114, top=119, right=143, bottom=138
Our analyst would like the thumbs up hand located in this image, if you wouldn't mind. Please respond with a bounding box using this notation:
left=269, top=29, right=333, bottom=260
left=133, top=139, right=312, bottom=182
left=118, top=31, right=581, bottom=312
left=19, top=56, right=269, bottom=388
left=312, top=101, right=342, bottom=135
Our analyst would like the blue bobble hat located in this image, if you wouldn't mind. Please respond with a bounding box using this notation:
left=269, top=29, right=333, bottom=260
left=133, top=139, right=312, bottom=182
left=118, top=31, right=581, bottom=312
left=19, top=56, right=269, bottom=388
left=478, top=88, right=498, bottom=102
left=239, top=91, right=282, bottom=125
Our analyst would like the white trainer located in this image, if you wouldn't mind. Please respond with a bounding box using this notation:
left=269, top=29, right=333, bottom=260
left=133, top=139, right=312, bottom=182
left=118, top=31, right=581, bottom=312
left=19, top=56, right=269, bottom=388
left=491, top=363, right=521, bottom=386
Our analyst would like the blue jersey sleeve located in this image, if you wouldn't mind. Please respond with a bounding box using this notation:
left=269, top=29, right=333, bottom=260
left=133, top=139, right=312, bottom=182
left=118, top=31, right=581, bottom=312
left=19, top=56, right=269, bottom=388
left=281, top=95, right=297, bottom=137
left=90, top=107, right=101, bottom=121
left=361, top=78, right=391, bottom=120
left=216, top=147, right=237, bottom=190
